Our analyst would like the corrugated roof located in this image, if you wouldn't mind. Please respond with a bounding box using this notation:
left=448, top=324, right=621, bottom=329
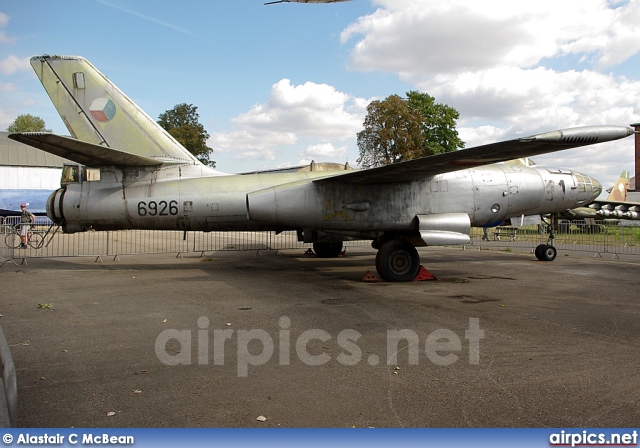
left=0, top=132, right=71, bottom=168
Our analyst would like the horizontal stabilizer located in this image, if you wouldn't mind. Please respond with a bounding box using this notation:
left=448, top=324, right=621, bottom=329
left=317, top=126, right=634, bottom=184
left=8, top=133, right=163, bottom=167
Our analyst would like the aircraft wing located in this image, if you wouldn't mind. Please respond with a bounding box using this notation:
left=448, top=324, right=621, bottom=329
left=8, top=133, right=163, bottom=167
left=317, top=126, right=634, bottom=184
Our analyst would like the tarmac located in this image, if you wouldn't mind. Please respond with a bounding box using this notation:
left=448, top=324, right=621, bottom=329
left=1, top=246, right=639, bottom=427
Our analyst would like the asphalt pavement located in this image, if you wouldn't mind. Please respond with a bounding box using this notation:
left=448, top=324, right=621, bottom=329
left=1, top=246, right=639, bottom=427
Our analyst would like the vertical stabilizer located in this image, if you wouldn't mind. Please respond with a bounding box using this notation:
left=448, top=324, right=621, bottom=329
left=606, top=170, right=631, bottom=201
left=31, top=55, right=201, bottom=165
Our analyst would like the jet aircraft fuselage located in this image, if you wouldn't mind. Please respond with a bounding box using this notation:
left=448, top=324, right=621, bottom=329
left=11, top=55, right=632, bottom=281
left=50, top=161, right=600, bottom=242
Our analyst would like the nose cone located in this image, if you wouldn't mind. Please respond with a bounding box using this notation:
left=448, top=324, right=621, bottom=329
left=590, top=177, right=602, bottom=201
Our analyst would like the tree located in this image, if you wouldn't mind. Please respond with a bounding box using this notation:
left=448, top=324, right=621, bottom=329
left=6, top=114, right=51, bottom=132
left=157, top=103, right=215, bottom=168
left=356, top=92, right=464, bottom=169
left=356, top=95, right=424, bottom=169
left=406, top=91, right=464, bottom=156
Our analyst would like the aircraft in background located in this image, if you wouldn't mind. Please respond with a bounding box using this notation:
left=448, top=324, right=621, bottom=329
left=560, top=170, right=640, bottom=221
left=603, top=170, right=632, bottom=202
left=586, top=171, right=640, bottom=220
left=265, top=0, right=351, bottom=4
left=9, top=55, right=635, bottom=280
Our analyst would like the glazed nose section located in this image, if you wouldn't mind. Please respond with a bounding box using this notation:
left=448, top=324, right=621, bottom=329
left=587, top=176, right=602, bottom=201
left=574, top=171, right=602, bottom=203
left=573, top=171, right=602, bottom=207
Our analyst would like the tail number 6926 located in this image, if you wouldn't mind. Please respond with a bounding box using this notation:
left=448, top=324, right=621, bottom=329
left=137, top=200, right=179, bottom=216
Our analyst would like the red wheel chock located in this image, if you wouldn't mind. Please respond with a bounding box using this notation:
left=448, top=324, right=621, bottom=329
left=362, top=270, right=383, bottom=282
left=413, top=266, right=437, bottom=282
left=362, top=266, right=436, bottom=282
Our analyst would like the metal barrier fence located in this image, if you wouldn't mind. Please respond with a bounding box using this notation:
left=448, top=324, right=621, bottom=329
left=0, top=222, right=15, bottom=268
left=1, top=226, right=369, bottom=260
left=0, top=325, right=16, bottom=427
left=2, top=216, right=53, bottom=227
left=468, top=221, right=640, bottom=258
left=1, top=220, right=638, bottom=261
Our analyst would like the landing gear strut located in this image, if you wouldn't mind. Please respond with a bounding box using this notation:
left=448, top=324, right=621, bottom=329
left=375, top=240, right=421, bottom=282
left=535, top=214, right=558, bottom=261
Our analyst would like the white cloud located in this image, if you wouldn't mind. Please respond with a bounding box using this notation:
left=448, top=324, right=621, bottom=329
left=0, top=55, right=31, bottom=76
left=0, top=32, right=14, bottom=45
left=209, top=79, right=366, bottom=160
left=429, top=67, right=640, bottom=131
left=0, top=82, right=16, bottom=93
left=234, top=149, right=276, bottom=161
left=0, top=13, right=15, bottom=44
left=343, top=0, right=640, bottom=76
left=303, top=142, right=348, bottom=159
left=209, top=129, right=297, bottom=153
left=339, top=0, right=640, bottom=187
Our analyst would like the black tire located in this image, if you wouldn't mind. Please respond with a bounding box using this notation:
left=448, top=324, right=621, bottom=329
left=534, top=244, right=546, bottom=260
left=5, top=233, right=20, bottom=249
left=29, top=232, right=43, bottom=249
left=375, top=240, right=420, bottom=282
left=541, top=244, right=557, bottom=261
left=313, top=241, right=344, bottom=258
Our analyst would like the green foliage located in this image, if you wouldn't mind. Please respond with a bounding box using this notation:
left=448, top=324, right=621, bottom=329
left=356, top=95, right=423, bottom=169
left=7, top=114, right=51, bottom=132
left=157, top=103, right=215, bottom=168
left=357, top=92, right=464, bottom=169
left=406, top=91, right=465, bottom=156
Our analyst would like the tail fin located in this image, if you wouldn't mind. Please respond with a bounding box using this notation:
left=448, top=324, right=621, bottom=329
left=30, top=55, right=200, bottom=165
left=606, top=170, right=631, bottom=201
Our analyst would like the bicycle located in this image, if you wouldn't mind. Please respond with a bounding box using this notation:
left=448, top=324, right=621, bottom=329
left=4, top=224, right=44, bottom=249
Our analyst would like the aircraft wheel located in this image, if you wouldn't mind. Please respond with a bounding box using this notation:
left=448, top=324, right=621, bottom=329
left=375, top=240, right=420, bottom=282
left=535, top=244, right=557, bottom=261
left=313, top=241, right=344, bottom=258
left=541, top=244, right=557, bottom=261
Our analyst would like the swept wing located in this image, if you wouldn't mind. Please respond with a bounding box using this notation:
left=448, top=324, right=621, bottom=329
left=317, top=126, right=634, bottom=184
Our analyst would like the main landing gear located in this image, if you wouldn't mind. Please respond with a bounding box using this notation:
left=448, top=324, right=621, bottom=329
left=535, top=214, right=558, bottom=261
left=312, top=241, right=344, bottom=258
left=375, top=240, right=421, bottom=282
left=313, top=238, right=422, bottom=282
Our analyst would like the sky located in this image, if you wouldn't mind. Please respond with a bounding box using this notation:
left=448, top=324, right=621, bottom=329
left=1, top=0, right=640, bottom=191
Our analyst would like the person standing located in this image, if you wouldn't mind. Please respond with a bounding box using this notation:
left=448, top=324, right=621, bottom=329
left=19, top=203, right=35, bottom=248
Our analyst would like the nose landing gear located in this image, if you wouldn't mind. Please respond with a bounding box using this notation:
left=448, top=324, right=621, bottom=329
left=535, top=214, right=558, bottom=261
left=534, top=243, right=557, bottom=261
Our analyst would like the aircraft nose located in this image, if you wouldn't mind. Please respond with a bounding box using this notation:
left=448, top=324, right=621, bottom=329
left=590, top=177, right=602, bottom=201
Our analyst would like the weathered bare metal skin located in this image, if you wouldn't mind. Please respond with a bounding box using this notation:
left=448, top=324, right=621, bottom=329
left=19, top=55, right=616, bottom=249
left=49, top=160, right=601, bottom=241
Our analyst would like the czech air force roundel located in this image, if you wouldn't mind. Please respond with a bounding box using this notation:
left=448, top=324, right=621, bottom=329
left=89, top=97, right=116, bottom=122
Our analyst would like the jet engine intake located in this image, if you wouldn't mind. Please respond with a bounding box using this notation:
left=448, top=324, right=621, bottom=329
left=416, top=213, right=471, bottom=246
